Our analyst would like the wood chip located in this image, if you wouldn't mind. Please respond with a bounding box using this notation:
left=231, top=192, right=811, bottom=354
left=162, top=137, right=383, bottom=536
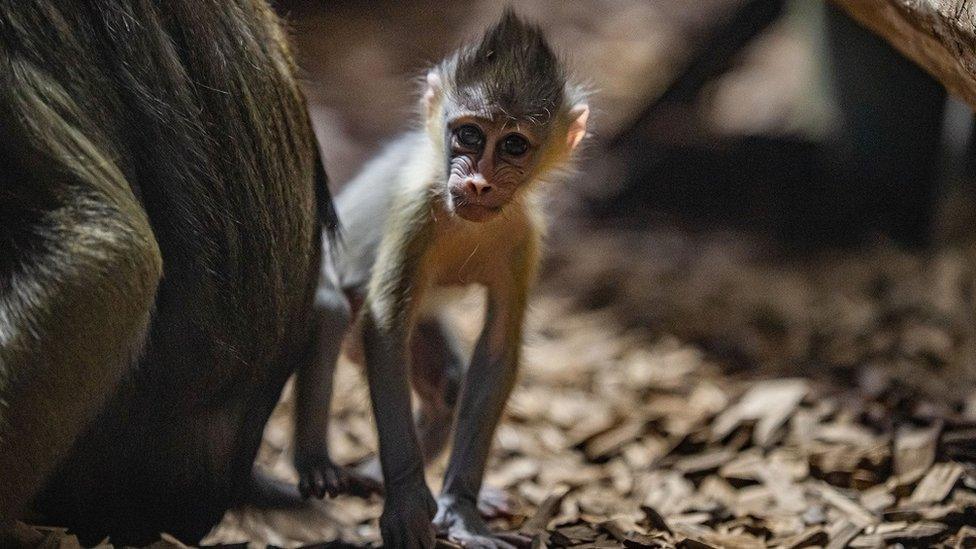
left=672, top=448, right=736, bottom=476
left=859, top=484, right=895, bottom=513
left=585, top=420, right=646, bottom=461
left=774, top=525, right=828, bottom=549
left=879, top=521, right=948, bottom=544
left=639, top=505, right=673, bottom=535
left=893, top=422, right=941, bottom=483
left=521, top=486, right=571, bottom=536
left=955, top=525, right=976, bottom=549
left=811, top=482, right=879, bottom=528
left=711, top=379, right=808, bottom=446
left=825, top=520, right=863, bottom=549
left=909, top=462, right=964, bottom=504
left=758, top=458, right=807, bottom=513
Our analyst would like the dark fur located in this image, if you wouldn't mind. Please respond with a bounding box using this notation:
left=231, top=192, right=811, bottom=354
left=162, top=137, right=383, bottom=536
left=448, top=9, right=565, bottom=121
left=0, top=0, right=333, bottom=544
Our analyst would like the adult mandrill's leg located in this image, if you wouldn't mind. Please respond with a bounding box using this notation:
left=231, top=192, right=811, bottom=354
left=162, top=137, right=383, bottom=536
left=0, top=119, right=162, bottom=531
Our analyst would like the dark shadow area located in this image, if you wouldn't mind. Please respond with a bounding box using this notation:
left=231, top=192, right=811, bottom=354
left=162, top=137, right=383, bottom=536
left=586, top=1, right=952, bottom=250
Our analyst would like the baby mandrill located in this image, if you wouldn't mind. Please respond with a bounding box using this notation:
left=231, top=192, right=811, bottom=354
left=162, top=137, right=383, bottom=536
left=294, top=10, right=589, bottom=549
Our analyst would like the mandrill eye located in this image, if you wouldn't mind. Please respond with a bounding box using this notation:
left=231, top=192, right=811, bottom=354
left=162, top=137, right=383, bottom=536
left=501, top=134, right=529, bottom=157
left=455, top=124, right=485, bottom=149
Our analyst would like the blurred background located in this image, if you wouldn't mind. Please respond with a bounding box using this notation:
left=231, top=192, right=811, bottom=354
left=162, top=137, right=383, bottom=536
left=205, top=1, right=976, bottom=546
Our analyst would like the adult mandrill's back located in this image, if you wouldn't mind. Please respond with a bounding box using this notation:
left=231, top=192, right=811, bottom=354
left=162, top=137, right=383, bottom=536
left=0, top=0, right=332, bottom=545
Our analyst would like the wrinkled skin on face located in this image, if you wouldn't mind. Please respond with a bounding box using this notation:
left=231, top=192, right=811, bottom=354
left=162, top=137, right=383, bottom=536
left=444, top=113, right=547, bottom=223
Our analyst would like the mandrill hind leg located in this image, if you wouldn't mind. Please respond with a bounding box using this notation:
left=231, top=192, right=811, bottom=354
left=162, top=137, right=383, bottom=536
left=0, top=129, right=162, bottom=532
left=350, top=316, right=465, bottom=485
left=408, top=317, right=465, bottom=464
left=409, top=317, right=519, bottom=519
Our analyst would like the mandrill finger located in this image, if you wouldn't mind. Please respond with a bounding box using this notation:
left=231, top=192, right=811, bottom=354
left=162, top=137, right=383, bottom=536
left=323, top=466, right=343, bottom=498
left=311, top=469, right=326, bottom=499
left=347, top=473, right=384, bottom=498
left=298, top=474, right=312, bottom=499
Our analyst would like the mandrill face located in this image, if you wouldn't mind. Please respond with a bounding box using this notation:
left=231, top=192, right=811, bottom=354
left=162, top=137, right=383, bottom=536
left=443, top=114, right=544, bottom=222
left=421, top=46, right=588, bottom=224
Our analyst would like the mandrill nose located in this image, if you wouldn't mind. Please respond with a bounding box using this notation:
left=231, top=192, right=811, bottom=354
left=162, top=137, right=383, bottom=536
left=465, top=178, right=493, bottom=197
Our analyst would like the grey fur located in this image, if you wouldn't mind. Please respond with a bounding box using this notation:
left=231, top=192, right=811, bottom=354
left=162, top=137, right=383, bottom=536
left=445, top=9, right=565, bottom=122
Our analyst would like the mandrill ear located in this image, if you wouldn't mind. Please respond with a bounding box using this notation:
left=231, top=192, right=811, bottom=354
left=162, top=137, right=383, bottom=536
left=423, top=70, right=443, bottom=117
left=565, top=104, right=589, bottom=151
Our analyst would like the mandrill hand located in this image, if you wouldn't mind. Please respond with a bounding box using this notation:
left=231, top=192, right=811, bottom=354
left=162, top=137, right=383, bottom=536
left=296, top=453, right=383, bottom=499
left=434, top=494, right=531, bottom=549
left=379, top=479, right=438, bottom=549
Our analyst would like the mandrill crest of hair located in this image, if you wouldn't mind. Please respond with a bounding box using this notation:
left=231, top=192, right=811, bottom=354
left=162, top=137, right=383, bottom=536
left=441, top=9, right=567, bottom=123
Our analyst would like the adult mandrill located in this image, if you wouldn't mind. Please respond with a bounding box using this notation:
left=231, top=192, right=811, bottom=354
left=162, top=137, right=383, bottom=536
left=294, top=11, right=589, bottom=549
left=0, top=0, right=336, bottom=545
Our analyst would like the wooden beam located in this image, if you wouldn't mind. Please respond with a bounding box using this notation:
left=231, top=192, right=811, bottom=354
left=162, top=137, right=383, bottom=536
left=830, top=0, right=976, bottom=110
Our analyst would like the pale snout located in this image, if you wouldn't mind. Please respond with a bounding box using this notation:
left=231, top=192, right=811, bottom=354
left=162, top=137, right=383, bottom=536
left=448, top=175, right=508, bottom=222
left=465, top=177, right=494, bottom=197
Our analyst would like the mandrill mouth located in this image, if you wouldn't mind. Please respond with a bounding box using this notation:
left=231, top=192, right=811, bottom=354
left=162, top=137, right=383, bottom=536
left=454, top=202, right=503, bottom=222
left=449, top=188, right=504, bottom=222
